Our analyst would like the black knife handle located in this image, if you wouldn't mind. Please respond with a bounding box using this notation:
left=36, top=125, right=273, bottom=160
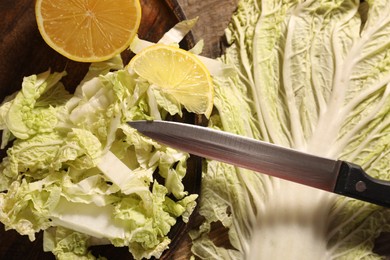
left=334, top=161, right=390, bottom=207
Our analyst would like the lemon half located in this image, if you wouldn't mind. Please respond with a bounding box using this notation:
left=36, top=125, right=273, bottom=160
left=35, top=0, right=141, bottom=62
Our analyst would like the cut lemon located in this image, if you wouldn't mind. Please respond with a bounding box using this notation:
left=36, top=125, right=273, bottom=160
left=129, top=44, right=214, bottom=118
left=35, top=0, right=141, bottom=62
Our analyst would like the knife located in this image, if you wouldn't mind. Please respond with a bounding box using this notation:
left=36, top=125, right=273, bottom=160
left=128, top=120, right=390, bottom=207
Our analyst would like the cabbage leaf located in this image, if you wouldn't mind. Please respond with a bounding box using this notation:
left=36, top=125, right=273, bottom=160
left=0, top=42, right=198, bottom=259
left=190, top=0, right=390, bottom=259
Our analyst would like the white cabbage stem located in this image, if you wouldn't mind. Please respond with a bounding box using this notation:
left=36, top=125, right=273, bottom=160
left=245, top=180, right=335, bottom=260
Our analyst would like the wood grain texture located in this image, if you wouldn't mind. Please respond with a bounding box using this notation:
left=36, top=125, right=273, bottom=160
left=176, top=0, right=239, bottom=58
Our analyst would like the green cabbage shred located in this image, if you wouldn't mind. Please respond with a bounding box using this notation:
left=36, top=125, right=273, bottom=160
left=0, top=25, right=200, bottom=260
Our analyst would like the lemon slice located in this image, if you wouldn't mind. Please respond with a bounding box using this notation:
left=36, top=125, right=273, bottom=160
left=35, top=0, right=141, bottom=62
left=129, top=44, right=214, bottom=118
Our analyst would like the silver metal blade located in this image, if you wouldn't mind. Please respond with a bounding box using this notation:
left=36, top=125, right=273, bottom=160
left=128, top=120, right=342, bottom=192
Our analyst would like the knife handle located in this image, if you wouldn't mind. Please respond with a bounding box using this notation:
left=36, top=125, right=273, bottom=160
left=334, top=161, right=390, bottom=207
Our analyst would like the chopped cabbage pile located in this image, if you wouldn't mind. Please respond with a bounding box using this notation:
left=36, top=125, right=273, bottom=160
left=0, top=22, right=202, bottom=260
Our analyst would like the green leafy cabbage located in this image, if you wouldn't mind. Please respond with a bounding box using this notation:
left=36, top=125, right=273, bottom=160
left=190, top=0, right=390, bottom=259
left=0, top=33, right=200, bottom=259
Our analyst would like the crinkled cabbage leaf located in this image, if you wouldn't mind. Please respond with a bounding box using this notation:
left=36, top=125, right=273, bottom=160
left=190, top=0, right=390, bottom=259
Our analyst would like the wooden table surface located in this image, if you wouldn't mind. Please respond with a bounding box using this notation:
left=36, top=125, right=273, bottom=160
left=176, top=0, right=239, bottom=58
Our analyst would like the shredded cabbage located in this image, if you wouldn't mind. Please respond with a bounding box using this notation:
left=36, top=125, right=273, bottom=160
left=0, top=23, right=201, bottom=260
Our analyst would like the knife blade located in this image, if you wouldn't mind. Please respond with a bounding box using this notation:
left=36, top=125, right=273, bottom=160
left=128, top=120, right=390, bottom=207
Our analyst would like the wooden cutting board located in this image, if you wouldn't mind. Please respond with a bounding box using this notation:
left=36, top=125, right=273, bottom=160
left=177, top=0, right=239, bottom=58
